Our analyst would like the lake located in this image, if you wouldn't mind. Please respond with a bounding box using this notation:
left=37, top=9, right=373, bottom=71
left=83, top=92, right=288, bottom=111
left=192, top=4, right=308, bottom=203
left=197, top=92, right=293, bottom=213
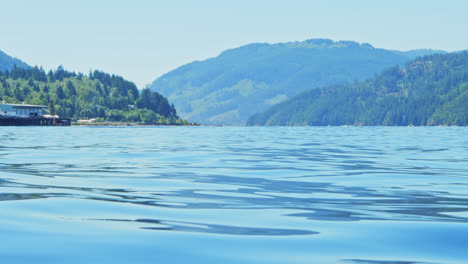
left=0, top=127, right=467, bottom=264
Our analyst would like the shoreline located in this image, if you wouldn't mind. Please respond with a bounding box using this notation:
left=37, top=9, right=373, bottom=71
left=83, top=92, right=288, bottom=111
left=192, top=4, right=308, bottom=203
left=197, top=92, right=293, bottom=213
left=72, top=121, right=201, bottom=127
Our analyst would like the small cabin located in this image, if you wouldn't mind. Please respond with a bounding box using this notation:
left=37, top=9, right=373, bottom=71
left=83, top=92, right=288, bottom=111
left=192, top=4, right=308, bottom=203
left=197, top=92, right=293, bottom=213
left=0, top=103, right=48, bottom=117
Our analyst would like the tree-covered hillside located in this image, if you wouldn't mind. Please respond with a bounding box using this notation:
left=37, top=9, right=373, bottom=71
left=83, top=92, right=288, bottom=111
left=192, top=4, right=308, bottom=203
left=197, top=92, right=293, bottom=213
left=247, top=52, right=468, bottom=126
left=0, top=50, right=29, bottom=72
left=149, top=39, right=444, bottom=125
left=0, top=66, right=191, bottom=125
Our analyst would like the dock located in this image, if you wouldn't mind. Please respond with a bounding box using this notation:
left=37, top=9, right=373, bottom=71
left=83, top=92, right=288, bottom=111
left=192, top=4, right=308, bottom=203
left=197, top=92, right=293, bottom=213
left=0, top=116, right=71, bottom=126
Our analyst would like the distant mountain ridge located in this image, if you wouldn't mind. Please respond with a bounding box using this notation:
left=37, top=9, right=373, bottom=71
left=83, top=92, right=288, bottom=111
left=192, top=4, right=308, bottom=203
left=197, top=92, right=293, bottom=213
left=391, top=49, right=447, bottom=59
left=148, top=38, right=445, bottom=125
left=0, top=49, right=30, bottom=72
left=247, top=52, right=468, bottom=126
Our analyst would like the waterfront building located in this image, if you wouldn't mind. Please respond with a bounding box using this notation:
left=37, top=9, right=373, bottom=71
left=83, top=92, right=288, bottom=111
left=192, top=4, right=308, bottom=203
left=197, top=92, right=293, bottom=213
left=0, top=103, right=48, bottom=117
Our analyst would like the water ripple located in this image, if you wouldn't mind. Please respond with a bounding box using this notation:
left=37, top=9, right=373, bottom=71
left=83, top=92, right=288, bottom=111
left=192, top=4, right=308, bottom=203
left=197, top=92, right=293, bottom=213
left=0, top=127, right=467, bottom=263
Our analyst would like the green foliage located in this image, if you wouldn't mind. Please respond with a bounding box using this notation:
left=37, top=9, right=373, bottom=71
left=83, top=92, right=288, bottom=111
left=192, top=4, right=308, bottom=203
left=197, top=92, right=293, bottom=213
left=247, top=52, right=468, bottom=126
left=149, top=38, right=445, bottom=125
left=0, top=66, right=189, bottom=125
left=137, top=88, right=177, bottom=118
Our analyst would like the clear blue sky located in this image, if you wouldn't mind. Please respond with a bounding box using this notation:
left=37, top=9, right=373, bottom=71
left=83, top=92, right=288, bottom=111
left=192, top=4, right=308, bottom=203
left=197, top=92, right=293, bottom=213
left=1, top=0, right=467, bottom=87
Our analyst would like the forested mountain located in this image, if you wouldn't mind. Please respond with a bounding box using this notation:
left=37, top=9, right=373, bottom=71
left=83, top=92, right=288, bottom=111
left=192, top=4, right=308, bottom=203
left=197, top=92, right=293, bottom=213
left=149, top=39, right=444, bottom=125
left=0, top=50, right=29, bottom=72
left=247, top=52, right=468, bottom=126
left=0, top=66, right=190, bottom=125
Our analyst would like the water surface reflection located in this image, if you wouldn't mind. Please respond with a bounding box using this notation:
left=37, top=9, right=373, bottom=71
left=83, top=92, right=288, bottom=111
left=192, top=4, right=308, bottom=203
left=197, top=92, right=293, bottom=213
left=0, top=127, right=467, bottom=264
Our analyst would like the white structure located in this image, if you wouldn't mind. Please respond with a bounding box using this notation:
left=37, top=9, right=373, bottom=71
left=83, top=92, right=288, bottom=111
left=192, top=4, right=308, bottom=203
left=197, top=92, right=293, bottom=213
left=0, top=103, right=48, bottom=117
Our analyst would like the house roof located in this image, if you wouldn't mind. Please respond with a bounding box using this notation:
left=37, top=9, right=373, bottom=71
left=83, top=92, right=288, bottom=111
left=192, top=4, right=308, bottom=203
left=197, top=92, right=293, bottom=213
left=0, top=103, right=47, bottom=109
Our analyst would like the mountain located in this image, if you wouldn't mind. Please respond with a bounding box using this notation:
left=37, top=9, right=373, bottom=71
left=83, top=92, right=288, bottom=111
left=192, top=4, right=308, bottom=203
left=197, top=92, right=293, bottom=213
left=148, top=39, right=445, bottom=125
left=0, top=66, right=191, bottom=125
left=0, top=50, right=29, bottom=72
left=391, top=49, right=447, bottom=59
left=246, top=52, right=468, bottom=126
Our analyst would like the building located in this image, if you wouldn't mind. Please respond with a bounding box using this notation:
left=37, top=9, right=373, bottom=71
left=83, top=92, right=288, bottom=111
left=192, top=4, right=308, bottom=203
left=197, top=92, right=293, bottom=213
left=0, top=103, right=48, bottom=117
left=0, top=103, right=70, bottom=126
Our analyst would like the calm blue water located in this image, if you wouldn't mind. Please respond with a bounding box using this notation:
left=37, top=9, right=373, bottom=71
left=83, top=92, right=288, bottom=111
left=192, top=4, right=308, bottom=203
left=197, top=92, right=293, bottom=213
left=0, top=127, right=467, bottom=264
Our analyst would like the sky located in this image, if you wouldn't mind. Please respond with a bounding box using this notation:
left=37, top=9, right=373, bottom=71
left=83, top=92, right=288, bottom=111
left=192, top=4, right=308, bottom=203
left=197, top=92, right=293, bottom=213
left=1, top=0, right=467, bottom=88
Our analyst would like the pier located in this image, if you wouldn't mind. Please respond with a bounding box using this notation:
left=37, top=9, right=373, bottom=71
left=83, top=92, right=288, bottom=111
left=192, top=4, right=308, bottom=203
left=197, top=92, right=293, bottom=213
left=0, top=116, right=71, bottom=126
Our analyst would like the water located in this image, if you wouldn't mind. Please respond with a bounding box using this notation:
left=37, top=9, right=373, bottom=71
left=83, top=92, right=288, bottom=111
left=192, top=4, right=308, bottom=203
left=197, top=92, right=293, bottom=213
left=0, top=127, right=467, bottom=264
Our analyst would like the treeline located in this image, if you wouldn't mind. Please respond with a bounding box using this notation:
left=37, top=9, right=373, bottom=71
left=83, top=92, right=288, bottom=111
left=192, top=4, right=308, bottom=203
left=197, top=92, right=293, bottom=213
left=0, top=65, right=192, bottom=125
left=247, top=52, right=468, bottom=126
